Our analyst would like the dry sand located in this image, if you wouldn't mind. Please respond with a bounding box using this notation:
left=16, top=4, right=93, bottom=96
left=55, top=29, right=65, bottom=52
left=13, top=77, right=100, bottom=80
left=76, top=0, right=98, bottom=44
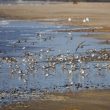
left=1, top=89, right=110, bottom=110
left=0, top=2, right=110, bottom=32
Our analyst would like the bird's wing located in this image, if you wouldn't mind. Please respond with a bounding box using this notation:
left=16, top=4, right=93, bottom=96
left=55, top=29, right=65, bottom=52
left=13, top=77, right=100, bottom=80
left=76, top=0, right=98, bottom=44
left=75, top=41, right=86, bottom=52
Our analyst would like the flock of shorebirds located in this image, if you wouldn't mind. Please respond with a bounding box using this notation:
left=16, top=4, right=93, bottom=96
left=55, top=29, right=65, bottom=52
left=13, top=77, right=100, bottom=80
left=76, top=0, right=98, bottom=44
left=0, top=20, right=110, bottom=106
left=0, top=29, right=110, bottom=85
left=0, top=43, right=110, bottom=85
left=0, top=47, right=110, bottom=106
left=68, top=17, right=90, bottom=23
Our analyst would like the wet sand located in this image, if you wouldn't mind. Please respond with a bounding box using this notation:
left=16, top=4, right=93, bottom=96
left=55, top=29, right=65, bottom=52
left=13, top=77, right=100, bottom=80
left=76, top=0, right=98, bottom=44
left=0, top=2, right=110, bottom=32
left=1, top=89, right=110, bottom=110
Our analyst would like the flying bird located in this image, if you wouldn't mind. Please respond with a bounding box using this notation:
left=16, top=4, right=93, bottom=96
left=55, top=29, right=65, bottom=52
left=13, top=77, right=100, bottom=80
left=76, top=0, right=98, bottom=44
left=75, top=41, right=87, bottom=52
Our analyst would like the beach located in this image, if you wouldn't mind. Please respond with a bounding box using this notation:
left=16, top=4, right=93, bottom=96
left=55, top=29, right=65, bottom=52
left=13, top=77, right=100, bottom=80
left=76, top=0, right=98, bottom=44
left=1, top=90, right=110, bottom=110
left=0, top=2, right=110, bottom=110
left=0, top=2, right=110, bottom=32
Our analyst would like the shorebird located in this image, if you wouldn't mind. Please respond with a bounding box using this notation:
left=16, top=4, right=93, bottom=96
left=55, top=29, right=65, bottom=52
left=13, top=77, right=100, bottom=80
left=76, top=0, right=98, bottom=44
left=68, top=69, right=73, bottom=74
left=83, top=19, right=86, bottom=23
left=68, top=32, right=72, bottom=35
left=22, top=46, right=26, bottom=50
left=45, top=73, right=49, bottom=77
left=80, top=68, right=88, bottom=78
left=68, top=17, right=72, bottom=22
left=85, top=17, right=89, bottom=22
left=75, top=41, right=86, bottom=52
left=83, top=17, right=89, bottom=23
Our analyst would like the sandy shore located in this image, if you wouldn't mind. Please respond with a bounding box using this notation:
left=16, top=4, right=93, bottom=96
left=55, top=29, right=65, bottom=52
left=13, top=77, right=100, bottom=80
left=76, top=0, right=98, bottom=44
left=0, top=2, right=110, bottom=32
left=1, top=89, right=110, bottom=110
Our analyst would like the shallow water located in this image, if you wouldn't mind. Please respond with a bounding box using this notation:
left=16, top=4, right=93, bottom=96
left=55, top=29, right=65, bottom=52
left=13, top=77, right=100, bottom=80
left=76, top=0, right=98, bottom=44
left=0, top=20, right=110, bottom=105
